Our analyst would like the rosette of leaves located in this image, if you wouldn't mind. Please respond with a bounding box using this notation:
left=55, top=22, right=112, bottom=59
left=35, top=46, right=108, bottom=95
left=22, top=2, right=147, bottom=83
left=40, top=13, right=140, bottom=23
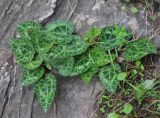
left=10, top=20, right=89, bottom=112
left=10, top=19, right=157, bottom=113
left=98, top=25, right=132, bottom=51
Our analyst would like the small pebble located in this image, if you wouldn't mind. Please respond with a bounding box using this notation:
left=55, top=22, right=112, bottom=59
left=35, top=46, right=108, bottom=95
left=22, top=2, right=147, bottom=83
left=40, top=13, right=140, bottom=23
left=4, top=62, right=8, bottom=67
left=1, top=66, right=5, bottom=70
left=4, top=72, right=8, bottom=77
left=0, top=76, right=4, bottom=80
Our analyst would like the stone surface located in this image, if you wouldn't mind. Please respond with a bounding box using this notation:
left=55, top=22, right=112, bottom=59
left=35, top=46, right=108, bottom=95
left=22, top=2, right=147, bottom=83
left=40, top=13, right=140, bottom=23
left=0, top=0, right=57, bottom=118
left=53, top=0, right=159, bottom=38
left=0, top=0, right=159, bottom=118
left=155, top=0, right=160, bottom=3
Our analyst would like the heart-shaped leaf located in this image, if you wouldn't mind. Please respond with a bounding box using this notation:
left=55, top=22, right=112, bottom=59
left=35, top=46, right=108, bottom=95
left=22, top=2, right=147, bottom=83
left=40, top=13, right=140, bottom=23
left=23, top=55, right=43, bottom=70
left=17, top=21, right=42, bottom=38
left=29, top=30, right=54, bottom=55
left=10, top=38, right=35, bottom=64
left=22, top=67, right=44, bottom=86
left=98, top=26, right=132, bottom=51
left=47, top=20, right=75, bottom=34
left=124, top=38, right=157, bottom=61
left=89, top=47, right=116, bottom=67
left=51, top=35, right=88, bottom=58
left=52, top=34, right=74, bottom=44
left=35, top=74, right=57, bottom=112
left=99, top=64, right=121, bottom=93
left=58, top=57, right=75, bottom=76
left=69, top=55, right=93, bottom=76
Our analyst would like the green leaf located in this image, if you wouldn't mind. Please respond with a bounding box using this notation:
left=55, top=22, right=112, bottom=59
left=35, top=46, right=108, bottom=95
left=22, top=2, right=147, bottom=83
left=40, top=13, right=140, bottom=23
left=98, top=26, right=132, bottom=51
left=117, top=72, right=127, bottom=81
left=58, top=57, right=75, bottom=76
left=131, top=6, right=138, bottom=14
left=17, top=21, right=42, bottom=38
left=35, top=74, right=57, bottom=112
left=69, top=55, right=93, bottom=76
left=51, top=35, right=88, bottom=58
left=22, top=67, right=45, bottom=86
left=44, top=56, right=63, bottom=69
left=126, top=82, right=146, bottom=104
left=45, top=56, right=73, bottom=70
left=89, top=47, right=116, bottom=67
left=29, top=30, right=54, bottom=55
left=135, top=83, right=146, bottom=104
left=10, top=38, right=35, bottom=64
left=52, top=34, right=74, bottom=44
left=23, top=55, right=43, bottom=70
left=84, top=27, right=102, bottom=45
left=113, top=25, right=132, bottom=39
left=81, top=68, right=99, bottom=84
left=124, top=38, right=157, bottom=61
left=121, top=103, right=133, bottom=114
left=107, top=112, right=120, bottom=118
left=47, top=20, right=75, bottom=34
left=135, top=61, right=141, bottom=67
left=99, top=64, right=121, bottom=93
left=143, top=79, right=155, bottom=90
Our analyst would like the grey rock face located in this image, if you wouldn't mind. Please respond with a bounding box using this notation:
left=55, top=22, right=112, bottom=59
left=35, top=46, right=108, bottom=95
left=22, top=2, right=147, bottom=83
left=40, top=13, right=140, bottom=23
left=54, top=0, right=152, bottom=36
left=0, top=0, right=159, bottom=118
left=0, top=0, right=57, bottom=118
left=155, top=0, right=160, bottom=3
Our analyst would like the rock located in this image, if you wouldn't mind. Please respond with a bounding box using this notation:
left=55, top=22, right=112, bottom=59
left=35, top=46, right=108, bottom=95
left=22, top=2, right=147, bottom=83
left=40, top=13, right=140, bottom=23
left=0, top=0, right=159, bottom=118
left=127, top=18, right=139, bottom=32
left=0, top=0, right=57, bottom=118
left=155, top=0, right=160, bottom=3
left=56, top=77, right=103, bottom=118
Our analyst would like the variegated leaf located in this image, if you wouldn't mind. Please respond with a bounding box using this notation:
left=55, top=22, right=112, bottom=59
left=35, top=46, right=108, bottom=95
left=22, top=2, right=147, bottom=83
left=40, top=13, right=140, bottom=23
left=10, top=38, right=35, bottom=64
left=47, top=20, right=75, bottom=34
left=81, top=68, right=99, bottom=84
left=35, top=74, right=57, bottom=112
left=124, top=38, right=157, bottom=61
left=99, top=64, right=121, bottom=93
left=22, top=67, right=44, bottom=86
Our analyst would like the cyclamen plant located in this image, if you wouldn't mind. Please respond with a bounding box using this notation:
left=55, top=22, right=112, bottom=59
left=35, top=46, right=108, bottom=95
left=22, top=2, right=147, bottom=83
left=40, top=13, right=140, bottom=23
left=10, top=20, right=157, bottom=112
